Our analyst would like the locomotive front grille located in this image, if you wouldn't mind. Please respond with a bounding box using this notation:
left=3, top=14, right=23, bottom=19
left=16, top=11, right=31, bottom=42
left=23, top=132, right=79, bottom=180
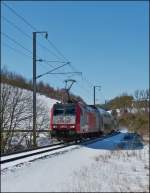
left=53, top=116, right=76, bottom=124
left=52, top=124, right=75, bottom=130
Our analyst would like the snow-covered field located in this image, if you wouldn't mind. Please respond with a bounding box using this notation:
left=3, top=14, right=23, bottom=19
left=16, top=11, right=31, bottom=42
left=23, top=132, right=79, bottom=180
left=1, top=133, right=149, bottom=192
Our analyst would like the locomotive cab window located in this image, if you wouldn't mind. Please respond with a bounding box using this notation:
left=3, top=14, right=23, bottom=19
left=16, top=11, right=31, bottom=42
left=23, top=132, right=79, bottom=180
left=65, top=107, right=75, bottom=115
left=53, top=104, right=75, bottom=116
left=53, top=108, right=64, bottom=115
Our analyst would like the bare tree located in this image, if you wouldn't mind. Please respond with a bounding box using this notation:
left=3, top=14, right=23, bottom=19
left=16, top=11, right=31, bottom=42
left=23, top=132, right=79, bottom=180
left=1, top=84, right=50, bottom=153
left=142, top=89, right=149, bottom=113
left=1, top=84, right=32, bottom=152
left=133, top=89, right=149, bottom=113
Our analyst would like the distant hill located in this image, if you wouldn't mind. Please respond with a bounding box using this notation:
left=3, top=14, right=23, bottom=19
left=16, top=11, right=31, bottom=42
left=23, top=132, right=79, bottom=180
left=1, top=67, right=84, bottom=103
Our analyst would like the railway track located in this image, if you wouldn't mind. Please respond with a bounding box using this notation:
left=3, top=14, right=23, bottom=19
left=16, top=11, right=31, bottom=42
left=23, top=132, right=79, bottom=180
left=1, top=132, right=119, bottom=168
left=1, top=141, right=64, bottom=157
left=1, top=142, right=75, bottom=164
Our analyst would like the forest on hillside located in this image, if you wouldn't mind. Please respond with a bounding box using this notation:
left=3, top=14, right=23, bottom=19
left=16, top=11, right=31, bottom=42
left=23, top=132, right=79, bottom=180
left=98, top=90, right=149, bottom=138
left=1, top=67, right=84, bottom=103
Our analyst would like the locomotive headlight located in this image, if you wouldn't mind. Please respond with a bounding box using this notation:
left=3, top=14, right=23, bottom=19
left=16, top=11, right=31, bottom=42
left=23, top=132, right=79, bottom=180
left=70, top=125, right=75, bottom=128
left=53, top=125, right=57, bottom=128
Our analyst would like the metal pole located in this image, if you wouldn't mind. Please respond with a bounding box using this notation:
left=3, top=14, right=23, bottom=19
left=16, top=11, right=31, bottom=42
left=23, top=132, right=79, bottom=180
left=94, top=85, right=101, bottom=106
left=94, top=86, right=96, bottom=106
left=33, top=32, right=37, bottom=147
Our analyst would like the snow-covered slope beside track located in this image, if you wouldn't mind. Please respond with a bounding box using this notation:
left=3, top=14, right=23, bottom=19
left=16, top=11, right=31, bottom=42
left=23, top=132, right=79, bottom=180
left=1, top=83, right=60, bottom=149
left=1, top=133, right=149, bottom=192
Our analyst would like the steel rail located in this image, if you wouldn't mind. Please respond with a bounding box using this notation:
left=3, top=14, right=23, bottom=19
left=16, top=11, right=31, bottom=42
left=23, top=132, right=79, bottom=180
left=0, top=143, right=74, bottom=164
left=1, top=142, right=65, bottom=157
left=1, top=132, right=119, bottom=165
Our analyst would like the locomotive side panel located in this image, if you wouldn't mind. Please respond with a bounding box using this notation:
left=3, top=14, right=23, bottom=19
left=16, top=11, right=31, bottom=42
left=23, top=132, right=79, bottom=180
left=50, top=107, right=53, bottom=130
left=75, top=103, right=81, bottom=133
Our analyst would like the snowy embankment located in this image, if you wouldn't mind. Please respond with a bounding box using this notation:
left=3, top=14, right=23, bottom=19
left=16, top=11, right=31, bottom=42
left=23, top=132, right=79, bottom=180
left=1, top=133, right=149, bottom=192
left=1, top=144, right=78, bottom=170
left=37, top=93, right=58, bottom=113
left=22, top=92, right=59, bottom=145
left=1, top=83, right=60, bottom=148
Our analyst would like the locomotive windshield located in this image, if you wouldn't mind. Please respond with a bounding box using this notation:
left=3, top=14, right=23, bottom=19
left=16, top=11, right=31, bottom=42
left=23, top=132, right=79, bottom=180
left=53, top=108, right=64, bottom=115
left=65, top=106, right=75, bottom=115
left=53, top=104, right=75, bottom=116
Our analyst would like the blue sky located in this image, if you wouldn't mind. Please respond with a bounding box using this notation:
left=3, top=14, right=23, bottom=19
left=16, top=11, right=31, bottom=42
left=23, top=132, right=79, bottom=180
left=1, top=1, right=149, bottom=104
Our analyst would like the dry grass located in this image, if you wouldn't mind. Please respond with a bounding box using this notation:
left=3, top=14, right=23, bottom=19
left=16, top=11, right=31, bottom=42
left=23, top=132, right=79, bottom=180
left=62, top=146, right=149, bottom=192
left=119, top=112, right=149, bottom=139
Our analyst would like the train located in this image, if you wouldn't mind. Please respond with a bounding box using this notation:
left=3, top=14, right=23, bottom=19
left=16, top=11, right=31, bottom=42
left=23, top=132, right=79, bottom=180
left=50, top=101, right=117, bottom=141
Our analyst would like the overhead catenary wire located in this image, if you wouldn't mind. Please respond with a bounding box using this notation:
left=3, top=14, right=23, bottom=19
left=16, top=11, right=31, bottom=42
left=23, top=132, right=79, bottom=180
left=2, top=2, right=65, bottom=61
left=2, top=42, right=51, bottom=70
left=2, top=4, right=82, bottom=72
left=45, top=39, right=94, bottom=91
left=1, top=32, right=63, bottom=71
left=2, top=43, right=56, bottom=74
left=2, top=38, right=91, bottom=97
left=1, top=34, right=72, bottom=87
left=2, top=15, right=63, bottom=61
left=1, top=32, right=32, bottom=55
left=3, top=46, right=55, bottom=74
left=2, top=2, right=95, bottom=99
left=2, top=2, right=70, bottom=63
left=2, top=42, right=32, bottom=59
left=2, top=15, right=32, bottom=39
left=68, top=62, right=94, bottom=88
left=2, top=2, right=37, bottom=31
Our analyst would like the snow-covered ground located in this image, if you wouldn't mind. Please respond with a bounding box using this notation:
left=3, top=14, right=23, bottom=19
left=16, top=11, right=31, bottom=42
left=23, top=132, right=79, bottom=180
left=1, top=133, right=149, bottom=192
left=1, top=144, right=78, bottom=170
left=37, top=93, right=59, bottom=113
left=2, top=83, right=60, bottom=148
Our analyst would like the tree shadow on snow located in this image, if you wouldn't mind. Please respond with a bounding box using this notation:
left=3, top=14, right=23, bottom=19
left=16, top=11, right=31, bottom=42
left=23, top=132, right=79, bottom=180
left=82, top=132, right=144, bottom=150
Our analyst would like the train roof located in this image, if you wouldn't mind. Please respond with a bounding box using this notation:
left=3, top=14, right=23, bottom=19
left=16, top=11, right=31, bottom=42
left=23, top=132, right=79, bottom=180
left=87, top=105, right=109, bottom=114
left=88, top=105, right=106, bottom=112
left=53, top=101, right=86, bottom=107
left=54, top=103, right=111, bottom=115
left=96, top=107, right=112, bottom=116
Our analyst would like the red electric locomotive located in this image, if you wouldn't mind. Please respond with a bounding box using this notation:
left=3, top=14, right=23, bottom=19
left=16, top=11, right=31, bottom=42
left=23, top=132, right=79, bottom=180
left=50, top=101, right=116, bottom=141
